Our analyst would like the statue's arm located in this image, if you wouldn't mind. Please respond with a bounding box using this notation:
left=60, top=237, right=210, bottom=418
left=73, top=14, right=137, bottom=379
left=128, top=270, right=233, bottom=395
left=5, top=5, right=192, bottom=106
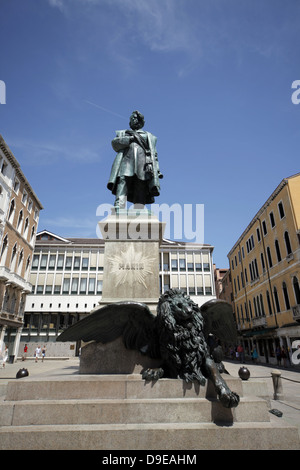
left=111, top=135, right=133, bottom=152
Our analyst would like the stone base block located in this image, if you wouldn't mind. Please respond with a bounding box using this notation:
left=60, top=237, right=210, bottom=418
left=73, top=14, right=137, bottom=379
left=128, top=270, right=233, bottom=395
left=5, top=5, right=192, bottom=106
left=79, top=337, right=162, bottom=374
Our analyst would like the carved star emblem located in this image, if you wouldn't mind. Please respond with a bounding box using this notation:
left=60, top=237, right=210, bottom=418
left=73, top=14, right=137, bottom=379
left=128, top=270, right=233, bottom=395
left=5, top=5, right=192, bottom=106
left=107, top=244, right=156, bottom=289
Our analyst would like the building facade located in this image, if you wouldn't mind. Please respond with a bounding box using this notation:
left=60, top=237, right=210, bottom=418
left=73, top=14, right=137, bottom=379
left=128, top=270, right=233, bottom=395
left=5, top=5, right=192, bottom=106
left=20, top=230, right=216, bottom=357
left=228, top=173, right=300, bottom=365
left=0, top=136, right=43, bottom=360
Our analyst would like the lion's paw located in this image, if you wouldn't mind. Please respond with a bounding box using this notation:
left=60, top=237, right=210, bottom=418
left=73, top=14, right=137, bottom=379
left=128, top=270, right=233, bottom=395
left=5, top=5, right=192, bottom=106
left=142, top=367, right=164, bottom=381
left=218, top=389, right=240, bottom=408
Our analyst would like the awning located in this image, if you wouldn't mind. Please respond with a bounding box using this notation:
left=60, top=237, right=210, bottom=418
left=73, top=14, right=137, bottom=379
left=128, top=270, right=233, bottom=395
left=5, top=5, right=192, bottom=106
left=242, top=328, right=277, bottom=338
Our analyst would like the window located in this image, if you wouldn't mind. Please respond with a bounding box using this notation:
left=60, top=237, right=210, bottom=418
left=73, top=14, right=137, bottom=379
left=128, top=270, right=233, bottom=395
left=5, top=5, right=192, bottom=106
left=65, top=257, right=72, bottom=270
left=74, top=257, right=80, bottom=270
left=22, top=190, right=28, bottom=205
left=248, top=300, right=253, bottom=319
left=171, top=259, right=178, bottom=271
left=262, top=220, right=267, bottom=236
left=8, top=199, right=15, bottom=222
left=203, top=263, right=210, bottom=272
left=10, top=243, right=17, bottom=269
left=80, top=278, right=87, bottom=294
left=266, top=290, right=272, bottom=315
left=13, top=178, right=20, bottom=193
left=88, top=277, right=95, bottom=294
left=57, top=254, right=64, bottom=269
left=62, top=278, right=70, bottom=294
left=261, top=253, right=265, bottom=272
left=40, top=254, right=48, bottom=270
left=179, top=258, right=186, bottom=271
left=260, top=294, right=265, bottom=315
left=23, top=217, right=29, bottom=237
left=49, top=255, right=56, bottom=269
left=284, top=231, right=292, bottom=256
left=54, top=285, right=61, bottom=294
left=1, top=160, right=8, bottom=175
left=17, top=210, right=23, bottom=231
left=269, top=212, right=275, bottom=228
left=273, top=286, right=280, bottom=313
left=32, top=254, right=39, bottom=269
left=97, top=280, right=103, bottom=294
left=256, top=228, right=261, bottom=242
left=278, top=201, right=285, bottom=219
left=71, top=277, right=79, bottom=294
left=293, top=277, right=300, bottom=305
left=30, top=226, right=35, bottom=243
left=282, top=282, right=290, bottom=310
left=0, top=235, right=8, bottom=261
left=266, top=247, right=273, bottom=268
left=275, top=240, right=282, bottom=262
left=82, top=258, right=89, bottom=270
left=28, top=199, right=33, bottom=213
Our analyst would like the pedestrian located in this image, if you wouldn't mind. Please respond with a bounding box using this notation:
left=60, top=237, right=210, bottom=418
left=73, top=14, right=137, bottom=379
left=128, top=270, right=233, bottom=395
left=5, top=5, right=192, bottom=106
left=235, top=348, right=239, bottom=361
left=35, top=345, right=42, bottom=362
left=42, top=345, right=46, bottom=362
left=276, top=346, right=281, bottom=366
left=22, top=344, right=28, bottom=361
left=252, top=346, right=258, bottom=364
left=281, top=346, right=288, bottom=367
left=237, top=344, right=244, bottom=363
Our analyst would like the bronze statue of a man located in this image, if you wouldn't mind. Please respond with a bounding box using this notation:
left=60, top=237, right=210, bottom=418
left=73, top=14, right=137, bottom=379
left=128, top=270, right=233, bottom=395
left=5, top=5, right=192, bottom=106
left=107, top=111, right=163, bottom=209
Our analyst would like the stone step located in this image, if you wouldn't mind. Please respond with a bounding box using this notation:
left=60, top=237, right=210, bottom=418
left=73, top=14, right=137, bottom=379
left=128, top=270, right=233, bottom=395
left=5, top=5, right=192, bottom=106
left=0, top=420, right=298, bottom=450
left=0, top=396, right=269, bottom=427
left=5, top=374, right=243, bottom=401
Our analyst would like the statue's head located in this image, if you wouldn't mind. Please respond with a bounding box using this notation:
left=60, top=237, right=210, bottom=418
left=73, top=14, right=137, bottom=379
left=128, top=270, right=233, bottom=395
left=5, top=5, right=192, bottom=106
left=129, top=110, right=145, bottom=130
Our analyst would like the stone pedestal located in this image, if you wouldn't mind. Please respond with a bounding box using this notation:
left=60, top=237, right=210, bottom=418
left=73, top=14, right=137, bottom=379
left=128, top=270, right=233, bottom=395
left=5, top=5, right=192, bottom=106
left=79, top=337, right=162, bottom=374
left=98, top=209, right=165, bottom=313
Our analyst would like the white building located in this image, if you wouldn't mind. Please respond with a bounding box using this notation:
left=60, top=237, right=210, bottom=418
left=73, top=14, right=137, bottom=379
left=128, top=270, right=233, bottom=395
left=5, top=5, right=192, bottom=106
left=22, top=230, right=216, bottom=357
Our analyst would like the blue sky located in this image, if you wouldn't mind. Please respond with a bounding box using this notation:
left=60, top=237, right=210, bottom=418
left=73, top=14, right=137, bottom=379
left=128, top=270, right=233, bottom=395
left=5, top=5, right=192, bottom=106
left=0, top=0, right=299, bottom=268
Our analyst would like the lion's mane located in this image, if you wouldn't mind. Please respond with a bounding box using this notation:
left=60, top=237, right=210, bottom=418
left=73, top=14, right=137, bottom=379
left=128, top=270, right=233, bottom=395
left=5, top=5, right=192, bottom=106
left=155, top=289, right=209, bottom=384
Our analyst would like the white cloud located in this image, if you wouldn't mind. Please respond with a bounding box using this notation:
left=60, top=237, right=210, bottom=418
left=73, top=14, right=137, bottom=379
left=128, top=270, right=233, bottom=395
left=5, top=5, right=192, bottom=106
left=10, top=139, right=99, bottom=166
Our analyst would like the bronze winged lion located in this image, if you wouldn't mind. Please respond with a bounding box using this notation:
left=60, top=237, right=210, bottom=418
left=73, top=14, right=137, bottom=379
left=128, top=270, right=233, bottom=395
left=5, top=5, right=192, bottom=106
left=57, top=289, right=239, bottom=409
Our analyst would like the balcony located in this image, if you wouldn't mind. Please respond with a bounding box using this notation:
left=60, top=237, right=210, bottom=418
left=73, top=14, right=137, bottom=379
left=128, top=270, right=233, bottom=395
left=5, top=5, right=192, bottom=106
left=252, top=316, right=267, bottom=328
left=0, top=266, right=32, bottom=293
left=0, top=310, right=24, bottom=328
left=292, top=305, right=300, bottom=322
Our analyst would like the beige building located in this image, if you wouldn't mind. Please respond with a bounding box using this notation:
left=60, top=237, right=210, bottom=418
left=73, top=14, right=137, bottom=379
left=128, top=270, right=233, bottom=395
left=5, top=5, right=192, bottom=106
left=228, top=173, right=300, bottom=365
left=21, top=230, right=216, bottom=357
left=0, top=136, right=43, bottom=361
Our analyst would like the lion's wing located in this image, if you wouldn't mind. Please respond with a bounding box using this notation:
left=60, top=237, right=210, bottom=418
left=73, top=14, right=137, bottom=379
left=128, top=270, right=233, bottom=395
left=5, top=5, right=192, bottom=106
left=57, top=301, right=157, bottom=354
left=200, top=299, right=237, bottom=344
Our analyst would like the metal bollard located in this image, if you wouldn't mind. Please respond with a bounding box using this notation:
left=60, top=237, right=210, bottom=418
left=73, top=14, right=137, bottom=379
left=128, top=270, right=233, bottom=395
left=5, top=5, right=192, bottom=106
left=271, top=370, right=284, bottom=400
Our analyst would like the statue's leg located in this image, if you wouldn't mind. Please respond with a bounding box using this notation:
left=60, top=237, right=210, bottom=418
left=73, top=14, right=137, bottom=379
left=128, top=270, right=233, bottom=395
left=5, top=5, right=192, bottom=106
left=114, top=176, right=127, bottom=209
left=204, top=356, right=239, bottom=408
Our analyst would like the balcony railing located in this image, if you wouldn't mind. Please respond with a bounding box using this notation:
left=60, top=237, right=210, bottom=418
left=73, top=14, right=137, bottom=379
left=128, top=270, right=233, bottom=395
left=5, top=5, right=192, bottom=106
left=292, top=305, right=300, bottom=321
left=252, top=316, right=267, bottom=328
left=0, top=266, right=32, bottom=292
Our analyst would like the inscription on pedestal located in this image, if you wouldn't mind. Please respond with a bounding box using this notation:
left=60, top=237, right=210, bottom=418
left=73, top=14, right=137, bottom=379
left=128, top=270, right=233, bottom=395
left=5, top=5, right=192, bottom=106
left=107, top=245, right=156, bottom=289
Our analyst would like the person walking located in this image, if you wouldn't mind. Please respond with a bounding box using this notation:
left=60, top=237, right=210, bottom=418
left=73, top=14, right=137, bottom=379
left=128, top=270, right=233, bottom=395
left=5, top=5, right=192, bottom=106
left=35, top=345, right=42, bottom=363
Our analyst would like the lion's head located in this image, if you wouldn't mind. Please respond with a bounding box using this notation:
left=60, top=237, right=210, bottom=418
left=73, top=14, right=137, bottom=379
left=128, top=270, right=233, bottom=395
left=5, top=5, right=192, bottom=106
left=157, top=289, right=202, bottom=324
